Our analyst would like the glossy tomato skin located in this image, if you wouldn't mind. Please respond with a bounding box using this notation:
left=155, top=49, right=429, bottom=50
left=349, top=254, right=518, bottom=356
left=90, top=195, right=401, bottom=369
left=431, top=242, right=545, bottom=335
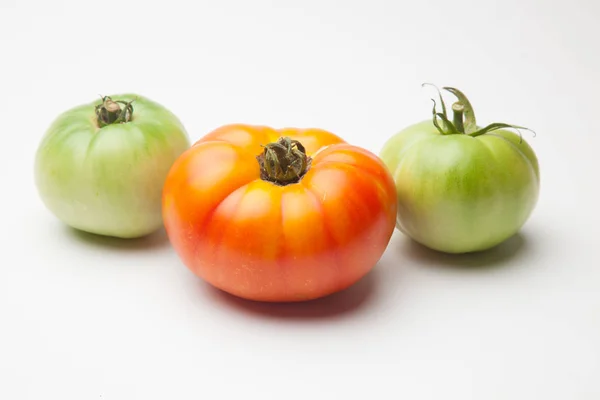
left=35, top=94, right=190, bottom=238
left=380, top=120, right=540, bottom=254
left=163, top=124, right=397, bottom=302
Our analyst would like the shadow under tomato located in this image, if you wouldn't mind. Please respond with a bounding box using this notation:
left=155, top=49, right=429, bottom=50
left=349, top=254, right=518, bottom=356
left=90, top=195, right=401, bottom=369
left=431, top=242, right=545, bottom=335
left=206, top=268, right=379, bottom=320
left=63, top=225, right=171, bottom=252
left=399, top=232, right=529, bottom=270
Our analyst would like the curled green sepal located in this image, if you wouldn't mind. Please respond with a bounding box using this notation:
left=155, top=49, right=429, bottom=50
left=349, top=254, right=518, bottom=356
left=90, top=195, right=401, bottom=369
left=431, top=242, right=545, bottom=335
left=422, top=83, right=448, bottom=119
left=430, top=99, right=458, bottom=135
left=423, top=83, right=460, bottom=135
left=442, top=87, right=477, bottom=134
left=469, top=122, right=537, bottom=142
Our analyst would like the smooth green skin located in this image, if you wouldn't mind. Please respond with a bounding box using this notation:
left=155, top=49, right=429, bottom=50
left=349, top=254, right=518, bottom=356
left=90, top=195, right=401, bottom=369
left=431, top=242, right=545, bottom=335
left=35, top=94, right=191, bottom=238
left=380, top=120, right=540, bottom=254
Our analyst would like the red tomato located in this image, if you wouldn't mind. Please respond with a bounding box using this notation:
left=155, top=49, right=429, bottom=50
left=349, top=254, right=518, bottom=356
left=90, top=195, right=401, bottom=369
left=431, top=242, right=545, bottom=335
left=162, top=124, right=397, bottom=302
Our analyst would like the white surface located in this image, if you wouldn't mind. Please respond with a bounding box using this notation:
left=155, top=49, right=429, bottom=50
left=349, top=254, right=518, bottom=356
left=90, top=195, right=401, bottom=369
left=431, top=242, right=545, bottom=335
left=1, top=0, right=599, bottom=399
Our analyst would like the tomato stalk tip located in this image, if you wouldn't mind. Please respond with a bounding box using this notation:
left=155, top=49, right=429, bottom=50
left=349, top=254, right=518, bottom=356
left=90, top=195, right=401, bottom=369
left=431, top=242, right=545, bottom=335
left=257, top=137, right=311, bottom=185
left=95, top=96, right=134, bottom=128
left=451, top=102, right=465, bottom=134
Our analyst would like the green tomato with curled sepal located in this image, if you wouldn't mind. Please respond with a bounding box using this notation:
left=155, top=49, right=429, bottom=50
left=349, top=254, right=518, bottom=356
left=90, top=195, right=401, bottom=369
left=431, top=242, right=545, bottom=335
left=379, top=85, right=540, bottom=254
left=35, top=94, right=190, bottom=239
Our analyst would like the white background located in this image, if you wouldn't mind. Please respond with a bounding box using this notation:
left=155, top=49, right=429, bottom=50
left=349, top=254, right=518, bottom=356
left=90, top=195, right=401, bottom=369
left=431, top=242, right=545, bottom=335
left=1, top=0, right=599, bottom=399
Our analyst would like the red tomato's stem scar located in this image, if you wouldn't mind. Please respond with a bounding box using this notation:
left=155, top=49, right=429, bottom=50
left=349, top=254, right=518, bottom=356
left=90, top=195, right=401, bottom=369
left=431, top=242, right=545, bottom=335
left=256, top=137, right=312, bottom=186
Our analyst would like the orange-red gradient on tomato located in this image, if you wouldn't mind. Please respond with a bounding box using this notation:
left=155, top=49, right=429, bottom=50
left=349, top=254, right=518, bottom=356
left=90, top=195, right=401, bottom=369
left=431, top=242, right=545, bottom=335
left=162, top=124, right=397, bottom=302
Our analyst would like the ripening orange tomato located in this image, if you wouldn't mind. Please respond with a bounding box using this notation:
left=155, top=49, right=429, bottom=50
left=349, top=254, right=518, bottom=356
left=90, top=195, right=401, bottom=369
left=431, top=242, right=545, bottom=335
left=162, top=124, right=397, bottom=302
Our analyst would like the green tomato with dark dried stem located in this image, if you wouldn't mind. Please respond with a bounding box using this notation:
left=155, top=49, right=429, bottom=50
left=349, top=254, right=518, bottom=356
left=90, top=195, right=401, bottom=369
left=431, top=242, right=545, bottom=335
left=35, top=94, right=190, bottom=238
left=379, top=85, right=540, bottom=254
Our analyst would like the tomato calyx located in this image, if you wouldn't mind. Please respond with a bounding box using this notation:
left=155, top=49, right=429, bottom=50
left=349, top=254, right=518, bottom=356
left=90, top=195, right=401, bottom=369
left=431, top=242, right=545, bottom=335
left=422, top=83, right=536, bottom=140
left=95, top=96, right=135, bottom=128
left=257, top=137, right=312, bottom=185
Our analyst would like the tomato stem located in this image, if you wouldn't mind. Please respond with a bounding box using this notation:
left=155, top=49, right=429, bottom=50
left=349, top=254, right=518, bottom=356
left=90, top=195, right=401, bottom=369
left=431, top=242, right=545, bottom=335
left=95, top=96, right=134, bottom=128
left=257, top=137, right=311, bottom=185
left=423, top=84, right=537, bottom=140
left=452, top=102, right=465, bottom=134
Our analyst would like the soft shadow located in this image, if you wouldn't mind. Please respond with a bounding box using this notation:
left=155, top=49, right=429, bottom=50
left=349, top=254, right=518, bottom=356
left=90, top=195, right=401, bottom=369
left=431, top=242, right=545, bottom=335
left=400, top=233, right=528, bottom=270
left=205, top=268, right=379, bottom=320
left=63, top=225, right=171, bottom=252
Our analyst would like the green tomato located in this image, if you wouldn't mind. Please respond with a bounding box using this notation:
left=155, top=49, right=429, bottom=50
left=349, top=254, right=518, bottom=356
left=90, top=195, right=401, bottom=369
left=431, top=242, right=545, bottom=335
left=380, top=86, right=540, bottom=254
left=35, top=94, right=190, bottom=239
